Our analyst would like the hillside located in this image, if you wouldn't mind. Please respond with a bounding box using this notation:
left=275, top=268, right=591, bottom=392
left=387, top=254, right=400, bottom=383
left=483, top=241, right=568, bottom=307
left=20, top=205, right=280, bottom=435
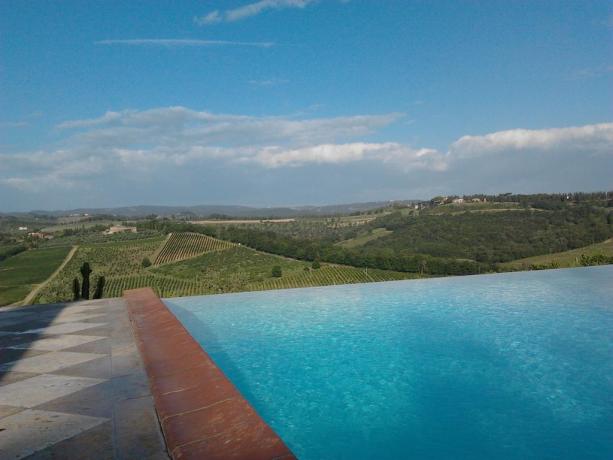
left=361, top=206, right=613, bottom=263
left=503, top=239, right=613, bottom=269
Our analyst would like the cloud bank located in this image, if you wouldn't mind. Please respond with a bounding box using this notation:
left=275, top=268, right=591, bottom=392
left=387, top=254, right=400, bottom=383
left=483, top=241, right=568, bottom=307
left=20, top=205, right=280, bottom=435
left=1, top=106, right=611, bottom=207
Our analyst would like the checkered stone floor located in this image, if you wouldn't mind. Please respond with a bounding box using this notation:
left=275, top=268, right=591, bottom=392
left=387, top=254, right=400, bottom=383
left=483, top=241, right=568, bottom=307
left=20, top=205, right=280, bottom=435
left=0, top=299, right=168, bottom=459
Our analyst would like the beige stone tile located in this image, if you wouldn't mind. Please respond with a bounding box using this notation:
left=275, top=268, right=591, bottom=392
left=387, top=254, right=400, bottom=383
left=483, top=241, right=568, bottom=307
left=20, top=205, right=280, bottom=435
left=0, top=351, right=104, bottom=374
left=0, top=374, right=104, bottom=408
left=9, top=335, right=105, bottom=352
left=0, top=409, right=107, bottom=459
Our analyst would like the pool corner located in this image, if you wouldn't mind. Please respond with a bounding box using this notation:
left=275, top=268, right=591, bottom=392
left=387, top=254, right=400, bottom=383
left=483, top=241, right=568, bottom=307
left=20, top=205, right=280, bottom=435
left=124, top=287, right=296, bottom=460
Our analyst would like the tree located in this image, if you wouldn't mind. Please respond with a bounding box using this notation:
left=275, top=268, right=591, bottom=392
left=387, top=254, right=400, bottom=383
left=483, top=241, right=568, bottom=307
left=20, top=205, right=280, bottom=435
left=80, top=262, right=92, bottom=300
left=312, top=257, right=321, bottom=269
left=72, top=277, right=80, bottom=301
left=271, top=265, right=282, bottom=277
left=93, top=276, right=106, bottom=299
left=142, top=257, right=152, bottom=268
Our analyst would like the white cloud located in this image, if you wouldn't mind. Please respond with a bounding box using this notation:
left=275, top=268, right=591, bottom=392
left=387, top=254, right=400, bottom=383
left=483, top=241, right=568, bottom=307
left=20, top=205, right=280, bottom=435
left=450, top=122, right=613, bottom=158
left=0, top=107, right=410, bottom=191
left=95, top=39, right=274, bottom=48
left=252, top=143, right=445, bottom=170
left=2, top=107, right=611, bottom=200
left=195, top=0, right=315, bottom=25
left=197, top=11, right=222, bottom=25
left=57, top=107, right=403, bottom=148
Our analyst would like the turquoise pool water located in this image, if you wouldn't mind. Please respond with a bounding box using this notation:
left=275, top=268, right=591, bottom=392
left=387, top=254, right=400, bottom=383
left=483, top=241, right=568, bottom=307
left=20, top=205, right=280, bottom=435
left=165, top=266, right=613, bottom=460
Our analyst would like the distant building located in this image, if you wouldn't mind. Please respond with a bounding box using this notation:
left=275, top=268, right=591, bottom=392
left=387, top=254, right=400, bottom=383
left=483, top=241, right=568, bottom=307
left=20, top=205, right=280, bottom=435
left=431, top=196, right=448, bottom=206
left=104, top=225, right=137, bottom=235
left=28, top=232, right=53, bottom=240
left=18, top=226, right=28, bottom=231
left=452, top=198, right=464, bottom=204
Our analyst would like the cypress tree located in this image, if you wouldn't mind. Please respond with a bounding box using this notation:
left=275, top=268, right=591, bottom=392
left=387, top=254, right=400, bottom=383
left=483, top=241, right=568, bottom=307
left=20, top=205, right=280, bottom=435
left=72, top=277, right=80, bottom=301
left=93, top=276, right=106, bottom=299
left=80, top=262, right=92, bottom=300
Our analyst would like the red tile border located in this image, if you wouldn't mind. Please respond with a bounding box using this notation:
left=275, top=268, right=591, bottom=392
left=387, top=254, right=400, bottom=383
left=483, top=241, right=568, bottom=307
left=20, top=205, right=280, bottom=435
left=124, top=288, right=297, bottom=460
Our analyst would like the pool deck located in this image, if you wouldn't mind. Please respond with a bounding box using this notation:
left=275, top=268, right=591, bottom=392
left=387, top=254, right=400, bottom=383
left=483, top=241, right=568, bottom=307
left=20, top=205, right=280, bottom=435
left=0, top=298, right=168, bottom=459
left=0, top=291, right=295, bottom=460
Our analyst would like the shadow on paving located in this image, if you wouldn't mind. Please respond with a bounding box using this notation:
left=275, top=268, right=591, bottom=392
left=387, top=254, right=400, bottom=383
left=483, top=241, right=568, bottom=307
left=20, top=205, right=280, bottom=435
left=0, top=302, right=71, bottom=383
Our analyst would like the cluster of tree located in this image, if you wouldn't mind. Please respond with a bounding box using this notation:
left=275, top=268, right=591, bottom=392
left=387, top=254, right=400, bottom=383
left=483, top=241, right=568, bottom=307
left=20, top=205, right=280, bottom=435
left=578, top=254, right=613, bottom=267
left=529, top=262, right=561, bottom=270
left=60, top=225, right=107, bottom=237
left=71, top=262, right=105, bottom=301
left=464, top=191, right=612, bottom=208
left=0, top=244, right=27, bottom=261
left=365, top=206, right=612, bottom=263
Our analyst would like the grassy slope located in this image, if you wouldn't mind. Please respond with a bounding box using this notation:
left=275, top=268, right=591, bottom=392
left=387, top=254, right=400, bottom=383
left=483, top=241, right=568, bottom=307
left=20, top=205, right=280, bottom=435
left=503, top=239, right=613, bottom=269
left=0, top=246, right=71, bottom=306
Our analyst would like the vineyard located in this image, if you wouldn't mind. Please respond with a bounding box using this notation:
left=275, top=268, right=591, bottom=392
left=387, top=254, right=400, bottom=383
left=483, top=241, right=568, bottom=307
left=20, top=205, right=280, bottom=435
left=250, top=265, right=415, bottom=291
left=103, top=274, right=205, bottom=298
left=152, top=245, right=417, bottom=295
left=153, top=232, right=235, bottom=265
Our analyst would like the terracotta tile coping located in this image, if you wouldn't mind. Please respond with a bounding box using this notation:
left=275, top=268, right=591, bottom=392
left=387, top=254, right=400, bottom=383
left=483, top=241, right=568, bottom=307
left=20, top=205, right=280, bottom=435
left=124, top=288, right=297, bottom=460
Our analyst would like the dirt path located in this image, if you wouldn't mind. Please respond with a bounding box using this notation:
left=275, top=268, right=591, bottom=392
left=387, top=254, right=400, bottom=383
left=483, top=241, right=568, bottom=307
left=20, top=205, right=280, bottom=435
left=19, top=245, right=79, bottom=306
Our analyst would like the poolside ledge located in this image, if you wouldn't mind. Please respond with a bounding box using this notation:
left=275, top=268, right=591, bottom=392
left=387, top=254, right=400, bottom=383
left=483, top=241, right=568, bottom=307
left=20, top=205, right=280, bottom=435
left=124, top=288, right=296, bottom=460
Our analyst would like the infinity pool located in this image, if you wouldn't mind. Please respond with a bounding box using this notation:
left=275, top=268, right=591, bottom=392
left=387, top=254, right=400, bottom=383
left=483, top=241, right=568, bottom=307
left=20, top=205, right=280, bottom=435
left=165, top=266, right=613, bottom=460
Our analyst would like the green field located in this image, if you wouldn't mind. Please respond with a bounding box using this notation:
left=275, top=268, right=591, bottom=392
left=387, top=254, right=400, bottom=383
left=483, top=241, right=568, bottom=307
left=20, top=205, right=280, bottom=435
left=337, top=227, right=393, bottom=248
left=503, top=239, right=613, bottom=269
left=0, top=246, right=72, bottom=306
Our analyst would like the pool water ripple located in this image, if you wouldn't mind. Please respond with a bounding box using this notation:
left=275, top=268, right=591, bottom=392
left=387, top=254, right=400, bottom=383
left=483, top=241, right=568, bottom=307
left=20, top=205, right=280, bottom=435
left=166, top=266, right=613, bottom=460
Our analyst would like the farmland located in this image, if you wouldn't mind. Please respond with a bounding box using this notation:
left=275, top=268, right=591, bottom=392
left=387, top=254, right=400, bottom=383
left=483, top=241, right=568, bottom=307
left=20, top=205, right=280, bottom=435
left=31, top=233, right=419, bottom=303
left=34, top=236, right=164, bottom=303
left=0, top=246, right=72, bottom=306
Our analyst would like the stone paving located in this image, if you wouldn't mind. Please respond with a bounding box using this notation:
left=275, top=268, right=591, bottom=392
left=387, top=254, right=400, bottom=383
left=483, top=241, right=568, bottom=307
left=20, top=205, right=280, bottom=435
left=0, top=299, right=169, bottom=460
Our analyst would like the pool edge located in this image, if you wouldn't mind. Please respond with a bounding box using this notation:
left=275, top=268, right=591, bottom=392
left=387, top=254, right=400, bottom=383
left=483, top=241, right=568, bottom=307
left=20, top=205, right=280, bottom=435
left=124, top=287, right=297, bottom=460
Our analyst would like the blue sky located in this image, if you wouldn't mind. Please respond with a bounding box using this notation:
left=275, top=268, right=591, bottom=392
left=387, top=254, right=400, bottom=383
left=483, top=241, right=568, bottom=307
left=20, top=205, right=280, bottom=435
left=1, top=0, right=611, bottom=211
